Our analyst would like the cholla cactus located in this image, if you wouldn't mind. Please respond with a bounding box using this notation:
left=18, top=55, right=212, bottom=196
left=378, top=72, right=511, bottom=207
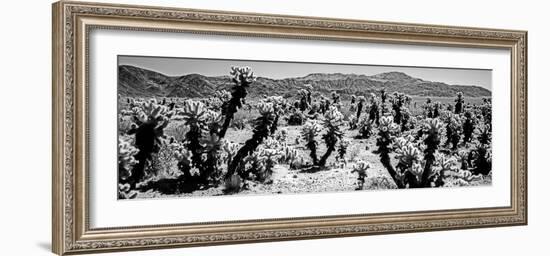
left=318, top=106, right=345, bottom=167
left=380, top=89, right=387, bottom=105
left=118, top=183, right=137, bottom=199
left=462, top=110, right=476, bottom=143
left=480, top=98, right=492, bottom=128
left=176, top=100, right=208, bottom=125
left=331, top=91, right=341, bottom=105
left=429, top=152, right=457, bottom=186
left=274, top=128, right=288, bottom=142
left=281, top=145, right=298, bottom=165
left=298, top=89, right=310, bottom=112
left=424, top=100, right=441, bottom=118
left=443, top=168, right=483, bottom=187
left=304, top=84, right=313, bottom=104
left=175, top=100, right=208, bottom=171
left=226, top=101, right=276, bottom=180
left=286, top=108, right=306, bottom=126
left=351, top=160, right=371, bottom=190
left=395, top=142, right=422, bottom=168
left=256, top=148, right=281, bottom=182
left=454, top=92, right=465, bottom=114
left=206, top=90, right=232, bottom=111
left=263, top=96, right=286, bottom=135
left=126, top=99, right=174, bottom=185
left=400, top=106, right=411, bottom=132
left=374, top=116, right=402, bottom=186
left=349, top=95, right=357, bottom=113
left=368, top=94, right=380, bottom=125
left=239, top=145, right=281, bottom=183
left=443, top=113, right=463, bottom=150
left=230, top=66, right=256, bottom=84
left=477, top=123, right=491, bottom=145
left=216, top=89, right=231, bottom=101
left=164, top=138, right=195, bottom=183
left=219, top=66, right=256, bottom=138
left=389, top=92, right=411, bottom=124
left=320, top=96, right=331, bottom=114
left=357, top=116, right=373, bottom=139
left=348, top=116, right=358, bottom=130
left=175, top=100, right=225, bottom=187
left=419, top=118, right=443, bottom=186
left=350, top=95, right=357, bottom=105
left=301, top=120, right=322, bottom=165
left=221, top=140, right=239, bottom=165
left=356, top=96, right=366, bottom=119
left=205, top=110, right=224, bottom=135
left=375, top=117, right=446, bottom=188
left=457, top=150, right=470, bottom=170
left=471, top=142, right=492, bottom=175
left=394, top=138, right=424, bottom=186
left=118, top=136, right=139, bottom=183
left=336, top=138, right=350, bottom=164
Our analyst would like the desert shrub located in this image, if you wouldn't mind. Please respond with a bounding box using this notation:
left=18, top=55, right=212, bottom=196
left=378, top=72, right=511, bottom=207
left=230, top=115, right=249, bottom=130
left=149, top=138, right=181, bottom=180
left=289, top=156, right=306, bottom=170
left=365, top=175, right=397, bottom=190
left=286, top=109, right=306, bottom=126
left=223, top=174, right=242, bottom=194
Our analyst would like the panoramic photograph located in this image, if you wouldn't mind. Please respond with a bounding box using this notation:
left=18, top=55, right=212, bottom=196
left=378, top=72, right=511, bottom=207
left=117, top=56, right=493, bottom=200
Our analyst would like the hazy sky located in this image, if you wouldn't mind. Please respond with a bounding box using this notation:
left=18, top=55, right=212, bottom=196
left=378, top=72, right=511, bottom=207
left=119, top=55, right=492, bottom=90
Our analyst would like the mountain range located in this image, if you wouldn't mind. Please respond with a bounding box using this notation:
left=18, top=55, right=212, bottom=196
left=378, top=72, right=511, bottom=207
left=118, top=65, right=491, bottom=99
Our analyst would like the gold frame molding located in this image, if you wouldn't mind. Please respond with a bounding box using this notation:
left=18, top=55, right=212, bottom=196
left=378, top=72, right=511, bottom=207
left=52, top=1, right=528, bottom=255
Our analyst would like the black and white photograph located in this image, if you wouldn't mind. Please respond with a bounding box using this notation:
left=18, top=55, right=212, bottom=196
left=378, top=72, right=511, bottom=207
left=117, top=56, right=493, bottom=199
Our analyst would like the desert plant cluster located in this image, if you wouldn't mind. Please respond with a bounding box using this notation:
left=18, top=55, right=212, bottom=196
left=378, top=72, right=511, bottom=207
left=117, top=66, right=492, bottom=199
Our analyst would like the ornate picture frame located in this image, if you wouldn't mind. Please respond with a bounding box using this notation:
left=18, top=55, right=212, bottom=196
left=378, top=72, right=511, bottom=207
left=52, top=1, right=527, bottom=255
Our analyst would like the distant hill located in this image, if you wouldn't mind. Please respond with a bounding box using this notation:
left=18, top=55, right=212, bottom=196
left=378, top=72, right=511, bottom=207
left=118, top=65, right=491, bottom=99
